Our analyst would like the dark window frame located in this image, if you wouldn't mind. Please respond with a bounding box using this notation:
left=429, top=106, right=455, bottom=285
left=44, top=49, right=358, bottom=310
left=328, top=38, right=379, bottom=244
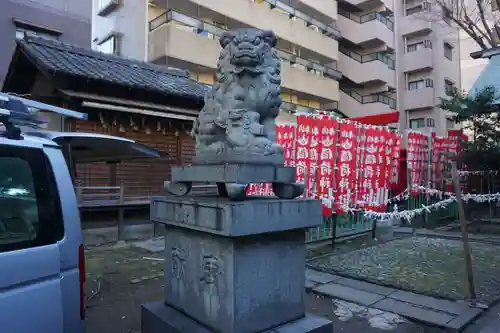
left=410, top=118, right=426, bottom=128
left=444, top=42, right=453, bottom=60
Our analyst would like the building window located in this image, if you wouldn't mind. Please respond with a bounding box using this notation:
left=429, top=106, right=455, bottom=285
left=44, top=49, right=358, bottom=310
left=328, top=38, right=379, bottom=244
left=445, top=79, right=455, bottom=94
left=410, top=118, right=435, bottom=128
left=444, top=42, right=453, bottom=60
left=408, top=78, right=433, bottom=90
left=407, top=41, right=423, bottom=52
left=15, top=27, right=59, bottom=41
left=406, top=40, right=431, bottom=52
left=96, top=35, right=118, bottom=55
left=0, top=146, right=64, bottom=253
left=410, top=118, right=425, bottom=128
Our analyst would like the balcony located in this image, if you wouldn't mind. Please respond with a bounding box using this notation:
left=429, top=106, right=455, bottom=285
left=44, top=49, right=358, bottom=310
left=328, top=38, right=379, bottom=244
left=343, top=0, right=394, bottom=12
left=339, top=48, right=395, bottom=87
left=339, top=89, right=395, bottom=118
left=403, top=41, right=433, bottom=72
left=295, top=0, right=337, bottom=21
left=404, top=84, right=435, bottom=110
left=338, top=10, right=394, bottom=49
left=149, top=10, right=340, bottom=102
left=177, top=0, right=340, bottom=61
left=400, top=13, right=432, bottom=36
left=278, top=101, right=344, bottom=123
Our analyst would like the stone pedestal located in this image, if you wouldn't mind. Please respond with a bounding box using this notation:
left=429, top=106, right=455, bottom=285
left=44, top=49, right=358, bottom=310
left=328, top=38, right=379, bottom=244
left=142, top=196, right=332, bottom=333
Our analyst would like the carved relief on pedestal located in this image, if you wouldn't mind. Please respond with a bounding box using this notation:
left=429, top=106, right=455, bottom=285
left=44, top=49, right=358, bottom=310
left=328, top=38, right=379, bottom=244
left=200, top=253, right=223, bottom=320
left=171, top=246, right=187, bottom=298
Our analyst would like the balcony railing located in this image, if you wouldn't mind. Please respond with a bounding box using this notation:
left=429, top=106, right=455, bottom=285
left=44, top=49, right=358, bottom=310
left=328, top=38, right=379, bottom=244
left=338, top=9, right=394, bottom=31
left=200, top=81, right=342, bottom=116
left=257, top=0, right=341, bottom=39
left=339, top=46, right=395, bottom=69
left=149, top=10, right=342, bottom=80
left=341, top=88, right=396, bottom=109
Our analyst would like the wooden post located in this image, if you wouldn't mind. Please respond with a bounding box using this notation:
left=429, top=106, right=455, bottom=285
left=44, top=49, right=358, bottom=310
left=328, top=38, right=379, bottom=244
left=75, top=186, right=83, bottom=206
left=117, top=181, right=125, bottom=241
left=450, top=160, right=477, bottom=301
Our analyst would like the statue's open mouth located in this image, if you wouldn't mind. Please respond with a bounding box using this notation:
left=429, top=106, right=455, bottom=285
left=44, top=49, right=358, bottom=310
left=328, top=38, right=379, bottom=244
left=233, top=51, right=259, bottom=64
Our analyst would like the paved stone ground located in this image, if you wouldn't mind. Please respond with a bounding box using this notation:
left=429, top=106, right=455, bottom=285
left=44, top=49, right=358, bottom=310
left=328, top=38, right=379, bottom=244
left=84, top=242, right=442, bottom=333
left=307, top=268, right=484, bottom=330
left=308, top=236, right=500, bottom=303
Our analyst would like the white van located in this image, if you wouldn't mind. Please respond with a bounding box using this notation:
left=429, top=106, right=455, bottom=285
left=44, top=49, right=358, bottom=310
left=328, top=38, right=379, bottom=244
left=0, top=94, right=160, bottom=333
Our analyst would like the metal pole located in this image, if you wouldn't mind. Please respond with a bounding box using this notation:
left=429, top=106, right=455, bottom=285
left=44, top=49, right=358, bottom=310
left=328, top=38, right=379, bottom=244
left=450, top=160, right=476, bottom=300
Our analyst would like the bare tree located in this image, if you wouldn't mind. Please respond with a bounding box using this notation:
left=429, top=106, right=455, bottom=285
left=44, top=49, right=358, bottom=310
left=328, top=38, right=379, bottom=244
left=432, top=0, right=500, bottom=50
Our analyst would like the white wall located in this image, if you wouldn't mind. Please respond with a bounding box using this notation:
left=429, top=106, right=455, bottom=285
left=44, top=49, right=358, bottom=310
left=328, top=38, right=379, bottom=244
left=459, top=30, right=488, bottom=92
left=91, top=0, right=148, bottom=61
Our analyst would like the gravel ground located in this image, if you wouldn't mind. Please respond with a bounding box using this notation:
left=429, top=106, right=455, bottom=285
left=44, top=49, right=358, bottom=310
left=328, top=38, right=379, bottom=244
left=84, top=243, right=441, bottom=333
left=308, top=236, right=500, bottom=303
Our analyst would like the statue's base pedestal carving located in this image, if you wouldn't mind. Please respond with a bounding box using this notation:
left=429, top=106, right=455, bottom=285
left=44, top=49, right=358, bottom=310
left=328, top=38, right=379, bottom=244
left=165, top=164, right=304, bottom=199
left=150, top=196, right=321, bottom=236
left=192, top=151, right=285, bottom=166
left=141, top=302, right=333, bottom=333
left=142, top=196, right=330, bottom=333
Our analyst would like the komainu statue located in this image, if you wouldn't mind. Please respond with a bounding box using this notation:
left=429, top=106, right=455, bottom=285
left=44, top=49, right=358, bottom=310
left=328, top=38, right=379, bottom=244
left=191, top=28, right=285, bottom=165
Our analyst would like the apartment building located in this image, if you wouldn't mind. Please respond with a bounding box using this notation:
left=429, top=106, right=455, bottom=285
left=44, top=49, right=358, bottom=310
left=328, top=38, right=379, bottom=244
left=395, top=0, right=461, bottom=135
left=92, top=0, right=343, bottom=124
left=92, top=0, right=460, bottom=133
left=336, top=0, right=397, bottom=121
left=0, top=0, right=91, bottom=88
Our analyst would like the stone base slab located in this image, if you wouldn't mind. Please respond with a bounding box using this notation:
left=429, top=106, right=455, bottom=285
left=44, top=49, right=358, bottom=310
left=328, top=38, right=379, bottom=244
left=141, top=302, right=333, bottom=333
left=151, top=196, right=322, bottom=236
left=191, top=151, right=285, bottom=166
left=171, top=164, right=295, bottom=184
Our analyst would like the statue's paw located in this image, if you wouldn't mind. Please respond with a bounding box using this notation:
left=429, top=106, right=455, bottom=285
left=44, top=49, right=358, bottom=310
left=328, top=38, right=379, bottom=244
left=224, top=183, right=248, bottom=201
left=164, top=181, right=192, bottom=196
left=272, top=182, right=305, bottom=199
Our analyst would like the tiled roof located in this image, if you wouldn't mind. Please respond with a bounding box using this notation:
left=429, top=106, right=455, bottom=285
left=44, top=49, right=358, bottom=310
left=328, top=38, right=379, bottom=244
left=468, top=54, right=500, bottom=104
left=16, top=37, right=209, bottom=101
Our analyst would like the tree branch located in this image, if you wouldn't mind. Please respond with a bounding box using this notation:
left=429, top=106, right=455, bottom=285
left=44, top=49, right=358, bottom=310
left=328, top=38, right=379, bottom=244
left=434, top=0, right=491, bottom=49
left=455, top=16, right=490, bottom=49
left=476, top=0, right=497, bottom=46
left=465, top=6, right=494, bottom=46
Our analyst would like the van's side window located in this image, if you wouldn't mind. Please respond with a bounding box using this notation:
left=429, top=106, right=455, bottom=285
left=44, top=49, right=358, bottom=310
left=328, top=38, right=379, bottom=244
left=0, top=145, right=64, bottom=253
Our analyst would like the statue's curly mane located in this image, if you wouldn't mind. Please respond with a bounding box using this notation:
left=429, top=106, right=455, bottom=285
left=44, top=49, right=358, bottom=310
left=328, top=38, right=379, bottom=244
left=212, top=32, right=282, bottom=116
left=192, top=29, right=283, bottom=151
left=215, top=44, right=281, bottom=88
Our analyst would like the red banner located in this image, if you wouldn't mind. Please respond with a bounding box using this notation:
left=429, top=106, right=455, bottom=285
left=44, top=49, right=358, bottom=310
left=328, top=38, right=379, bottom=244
left=389, top=132, right=401, bottom=185
left=307, top=118, right=322, bottom=198
left=358, top=127, right=376, bottom=209
left=296, top=116, right=314, bottom=197
left=316, top=117, right=337, bottom=216
left=277, top=124, right=296, bottom=167
left=355, top=125, right=367, bottom=207
left=407, top=132, right=425, bottom=188
left=334, top=121, right=357, bottom=213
